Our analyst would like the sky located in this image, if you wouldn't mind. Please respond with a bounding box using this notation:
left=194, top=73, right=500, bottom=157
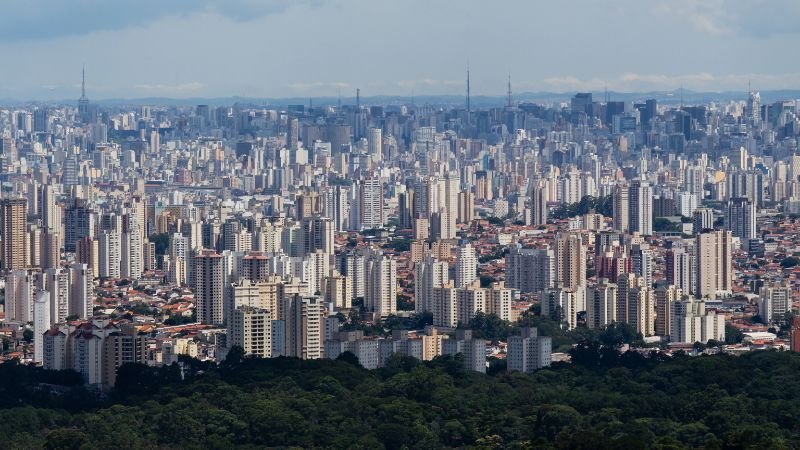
left=0, top=0, right=799, bottom=100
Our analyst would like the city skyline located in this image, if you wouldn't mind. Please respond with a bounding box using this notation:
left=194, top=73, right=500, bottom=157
left=2, top=0, right=800, bottom=99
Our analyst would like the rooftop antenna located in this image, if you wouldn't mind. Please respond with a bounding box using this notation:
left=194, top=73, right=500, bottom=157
left=507, top=73, right=512, bottom=108
left=356, top=88, right=360, bottom=109
left=466, top=64, right=471, bottom=113
left=81, top=64, right=86, bottom=98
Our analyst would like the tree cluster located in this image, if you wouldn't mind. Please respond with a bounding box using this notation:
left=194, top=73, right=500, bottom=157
left=1, top=347, right=799, bottom=449
left=551, top=195, right=613, bottom=220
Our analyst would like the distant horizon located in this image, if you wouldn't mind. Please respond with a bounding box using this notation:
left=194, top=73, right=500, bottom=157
left=1, top=1, right=799, bottom=100
left=1, top=87, right=797, bottom=108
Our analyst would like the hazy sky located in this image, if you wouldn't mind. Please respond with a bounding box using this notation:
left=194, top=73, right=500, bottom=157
left=0, top=0, right=798, bottom=99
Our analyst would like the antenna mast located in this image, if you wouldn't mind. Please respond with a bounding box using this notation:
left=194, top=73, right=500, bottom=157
left=507, top=73, right=512, bottom=108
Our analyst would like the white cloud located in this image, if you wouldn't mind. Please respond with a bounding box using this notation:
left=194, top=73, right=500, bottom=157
left=540, top=72, right=800, bottom=92
left=286, top=81, right=351, bottom=93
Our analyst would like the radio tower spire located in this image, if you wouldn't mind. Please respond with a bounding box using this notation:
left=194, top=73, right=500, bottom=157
left=466, top=65, right=471, bottom=114
left=507, top=73, right=512, bottom=108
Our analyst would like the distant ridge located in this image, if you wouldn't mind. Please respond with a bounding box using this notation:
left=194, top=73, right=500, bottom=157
left=4, top=89, right=800, bottom=108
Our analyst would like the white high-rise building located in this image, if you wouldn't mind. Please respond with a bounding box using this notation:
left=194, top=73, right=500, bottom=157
left=121, top=230, right=143, bottom=280
left=554, top=233, right=586, bottom=290
left=281, top=294, right=324, bottom=360
left=305, top=250, right=330, bottom=296
left=456, top=283, right=486, bottom=325
left=667, top=242, right=694, bottom=296
left=655, top=285, right=682, bottom=337
left=364, top=250, right=397, bottom=318
left=69, top=263, right=94, bottom=319
left=4, top=270, right=34, bottom=323
left=507, top=327, right=552, bottom=372
left=631, top=243, right=654, bottom=287
left=629, top=179, right=653, bottom=235
left=486, top=282, right=512, bottom=321
left=43, top=267, right=70, bottom=325
left=695, top=230, right=733, bottom=299
left=541, top=286, right=585, bottom=330
left=358, top=178, right=383, bottom=230
left=98, top=230, right=121, bottom=279
left=415, top=256, right=449, bottom=314
left=432, top=282, right=458, bottom=327
left=367, top=127, right=382, bottom=162
left=612, top=183, right=629, bottom=233
left=33, top=291, right=51, bottom=363
left=505, top=247, right=554, bottom=293
left=588, top=279, right=617, bottom=329
left=758, top=285, right=792, bottom=324
left=229, top=306, right=273, bottom=358
left=670, top=300, right=725, bottom=344
left=530, top=179, right=549, bottom=226
left=747, top=91, right=761, bottom=125
left=455, top=243, right=477, bottom=288
left=725, top=197, right=756, bottom=241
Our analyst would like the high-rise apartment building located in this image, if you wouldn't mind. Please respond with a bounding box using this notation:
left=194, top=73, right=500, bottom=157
left=281, top=294, right=324, bottom=360
left=695, top=230, right=733, bottom=299
left=554, top=233, right=586, bottom=290
left=507, top=327, right=552, bottom=372
left=725, top=197, right=756, bottom=241
left=455, top=243, right=477, bottom=288
left=505, top=247, right=554, bottom=293
left=364, top=250, right=397, bottom=317
left=758, top=285, right=792, bottom=325
left=98, top=231, right=121, bottom=279
left=655, top=284, right=682, bottom=337
left=530, top=179, right=549, bottom=226
left=358, top=178, right=383, bottom=230
left=670, top=300, right=725, bottom=344
left=229, top=306, right=273, bottom=358
left=588, top=279, right=617, bottom=329
left=612, top=183, right=629, bottom=233
left=69, top=263, right=94, bottom=319
left=415, top=255, right=449, bottom=314
left=0, top=198, right=28, bottom=271
left=196, top=250, right=224, bottom=325
left=629, top=179, right=653, bottom=235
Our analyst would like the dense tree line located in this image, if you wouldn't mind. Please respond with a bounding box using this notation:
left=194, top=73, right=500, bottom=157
left=551, top=195, right=613, bottom=220
left=1, top=343, right=800, bottom=448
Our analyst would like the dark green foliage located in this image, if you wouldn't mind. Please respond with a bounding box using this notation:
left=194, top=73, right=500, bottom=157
left=164, top=312, right=196, bottom=326
left=396, top=295, right=414, bottom=311
left=464, top=312, right=641, bottom=351
left=487, top=216, right=505, bottom=225
left=725, top=324, right=744, bottom=344
left=383, top=238, right=410, bottom=252
left=551, top=195, right=613, bottom=220
left=148, top=233, right=170, bottom=256
left=335, top=351, right=362, bottom=368
left=2, top=349, right=800, bottom=448
left=654, top=217, right=681, bottom=232
left=780, top=256, right=799, bottom=268
left=479, top=275, right=496, bottom=288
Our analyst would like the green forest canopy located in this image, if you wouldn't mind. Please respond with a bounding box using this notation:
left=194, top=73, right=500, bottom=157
left=1, top=344, right=799, bottom=449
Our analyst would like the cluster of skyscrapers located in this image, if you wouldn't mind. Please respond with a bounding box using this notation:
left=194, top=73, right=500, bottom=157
left=2, top=69, right=800, bottom=385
